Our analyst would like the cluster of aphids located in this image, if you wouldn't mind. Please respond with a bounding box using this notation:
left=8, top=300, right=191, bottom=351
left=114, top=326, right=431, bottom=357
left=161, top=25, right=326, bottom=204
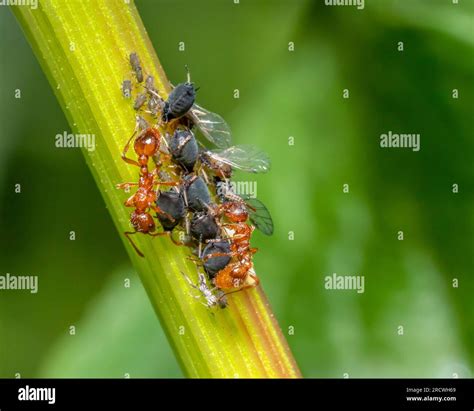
left=118, top=52, right=273, bottom=309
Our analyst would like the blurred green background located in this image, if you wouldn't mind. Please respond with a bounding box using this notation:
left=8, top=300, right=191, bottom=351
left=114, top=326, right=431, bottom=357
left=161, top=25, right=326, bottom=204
left=0, top=0, right=473, bottom=378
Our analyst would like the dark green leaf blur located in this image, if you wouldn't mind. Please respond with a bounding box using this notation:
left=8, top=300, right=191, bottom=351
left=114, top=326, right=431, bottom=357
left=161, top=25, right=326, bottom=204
left=0, top=0, right=472, bottom=378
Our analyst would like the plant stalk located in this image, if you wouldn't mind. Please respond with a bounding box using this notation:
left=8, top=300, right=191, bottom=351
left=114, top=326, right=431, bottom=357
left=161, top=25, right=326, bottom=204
left=12, top=0, right=301, bottom=378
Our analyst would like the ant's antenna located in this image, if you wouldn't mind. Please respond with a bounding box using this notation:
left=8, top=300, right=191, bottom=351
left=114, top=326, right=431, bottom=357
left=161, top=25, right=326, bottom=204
left=125, top=232, right=144, bottom=257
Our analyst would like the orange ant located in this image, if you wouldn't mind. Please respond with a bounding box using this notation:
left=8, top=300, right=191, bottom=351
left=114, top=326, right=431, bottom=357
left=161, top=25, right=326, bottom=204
left=117, top=121, right=178, bottom=257
left=203, top=200, right=260, bottom=293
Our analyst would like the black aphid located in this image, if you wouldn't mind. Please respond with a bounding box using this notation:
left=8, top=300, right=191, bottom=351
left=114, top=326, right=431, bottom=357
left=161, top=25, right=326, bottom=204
left=162, top=67, right=196, bottom=122
left=184, top=175, right=211, bottom=212
left=169, top=128, right=199, bottom=172
left=190, top=211, right=219, bottom=242
left=202, top=240, right=231, bottom=279
left=156, top=190, right=186, bottom=231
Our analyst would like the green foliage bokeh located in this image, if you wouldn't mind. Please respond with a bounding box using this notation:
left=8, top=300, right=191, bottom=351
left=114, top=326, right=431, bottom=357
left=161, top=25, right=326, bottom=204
left=0, top=0, right=472, bottom=378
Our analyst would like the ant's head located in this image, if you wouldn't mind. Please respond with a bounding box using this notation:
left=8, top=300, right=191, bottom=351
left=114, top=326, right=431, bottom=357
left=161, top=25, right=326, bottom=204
left=135, top=128, right=160, bottom=157
left=131, top=211, right=156, bottom=233
left=223, top=201, right=248, bottom=223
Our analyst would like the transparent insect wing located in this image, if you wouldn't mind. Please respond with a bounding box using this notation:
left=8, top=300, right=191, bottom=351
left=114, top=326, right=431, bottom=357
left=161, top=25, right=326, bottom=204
left=188, top=104, right=232, bottom=149
left=208, top=144, right=271, bottom=174
left=240, top=195, right=274, bottom=236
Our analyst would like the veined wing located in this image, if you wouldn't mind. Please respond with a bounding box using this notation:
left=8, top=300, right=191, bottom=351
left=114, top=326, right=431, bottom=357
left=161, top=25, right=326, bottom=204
left=188, top=104, right=232, bottom=149
left=239, top=194, right=274, bottom=236
left=207, top=145, right=271, bottom=174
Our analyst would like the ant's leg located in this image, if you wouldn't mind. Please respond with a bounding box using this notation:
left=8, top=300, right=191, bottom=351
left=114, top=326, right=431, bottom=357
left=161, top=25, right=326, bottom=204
left=157, top=181, right=180, bottom=187
left=246, top=272, right=260, bottom=288
left=121, top=121, right=143, bottom=167
left=157, top=230, right=186, bottom=247
left=152, top=205, right=175, bottom=222
left=124, top=231, right=144, bottom=258
left=235, top=272, right=260, bottom=292
left=202, top=251, right=237, bottom=262
left=220, top=288, right=245, bottom=299
left=148, top=232, right=169, bottom=238
left=169, top=232, right=186, bottom=246
left=148, top=231, right=185, bottom=246
left=149, top=171, right=179, bottom=187
left=152, top=161, right=182, bottom=181
left=220, top=275, right=260, bottom=300
left=187, top=255, right=203, bottom=264
left=250, top=247, right=259, bottom=254
left=207, top=228, right=245, bottom=241
left=148, top=230, right=187, bottom=248
left=152, top=152, right=172, bottom=167
left=116, top=182, right=139, bottom=190
left=124, top=194, right=136, bottom=207
left=159, top=152, right=173, bottom=163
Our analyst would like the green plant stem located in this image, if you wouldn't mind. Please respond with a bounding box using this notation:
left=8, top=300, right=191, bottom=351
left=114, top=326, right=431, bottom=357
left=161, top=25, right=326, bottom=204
left=12, top=0, right=301, bottom=378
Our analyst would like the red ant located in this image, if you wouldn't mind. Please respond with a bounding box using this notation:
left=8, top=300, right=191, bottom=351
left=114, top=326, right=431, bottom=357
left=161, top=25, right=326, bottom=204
left=117, top=123, right=178, bottom=257
left=203, top=200, right=260, bottom=292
